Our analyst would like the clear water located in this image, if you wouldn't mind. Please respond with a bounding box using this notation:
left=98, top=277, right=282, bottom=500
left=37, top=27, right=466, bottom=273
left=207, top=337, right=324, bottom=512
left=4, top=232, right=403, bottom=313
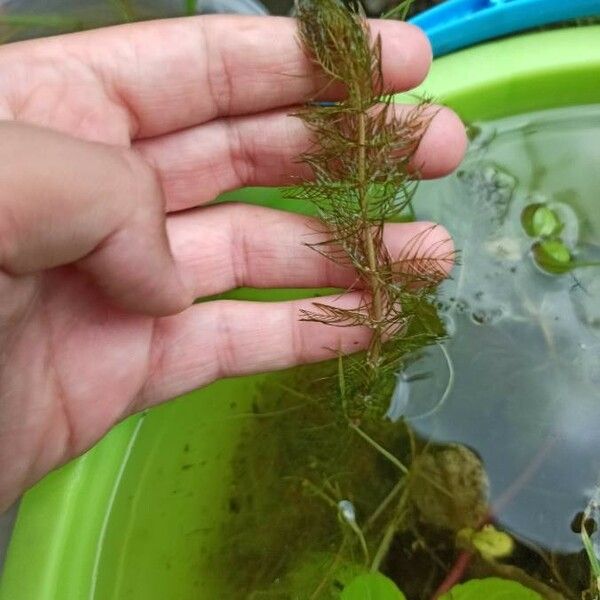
left=408, top=104, right=600, bottom=554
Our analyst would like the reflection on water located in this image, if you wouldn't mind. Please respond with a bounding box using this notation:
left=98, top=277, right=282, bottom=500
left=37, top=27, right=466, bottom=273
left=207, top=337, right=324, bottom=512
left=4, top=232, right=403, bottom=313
left=407, top=104, right=600, bottom=553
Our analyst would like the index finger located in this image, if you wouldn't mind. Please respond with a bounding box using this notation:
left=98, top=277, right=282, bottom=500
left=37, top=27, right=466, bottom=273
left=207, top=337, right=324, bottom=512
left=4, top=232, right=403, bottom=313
left=0, top=15, right=431, bottom=139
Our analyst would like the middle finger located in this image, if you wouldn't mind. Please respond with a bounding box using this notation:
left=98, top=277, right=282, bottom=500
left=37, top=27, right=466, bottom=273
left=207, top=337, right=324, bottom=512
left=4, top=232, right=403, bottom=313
left=137, top=104, right=466, bottom=212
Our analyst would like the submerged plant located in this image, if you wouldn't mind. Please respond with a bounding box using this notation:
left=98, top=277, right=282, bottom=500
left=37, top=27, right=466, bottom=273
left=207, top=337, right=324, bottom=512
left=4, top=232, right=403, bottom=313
left=290, top=0, right=451, bottom=421
left=214, top=3, right=597, bottom=600
left=217, top=2, right=544, bottom=598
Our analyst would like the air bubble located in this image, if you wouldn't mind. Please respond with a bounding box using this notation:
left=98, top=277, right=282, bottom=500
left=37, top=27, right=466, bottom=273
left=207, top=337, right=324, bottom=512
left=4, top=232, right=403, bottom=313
left=470, top=308, right=503, bottom=325
left=458, top=163, right=517, bottom=223
left=385, top=374, right=410, bottom=422
left=452, top=298, right=470, bottom=314
left=338, top=500, right=356, bottom=524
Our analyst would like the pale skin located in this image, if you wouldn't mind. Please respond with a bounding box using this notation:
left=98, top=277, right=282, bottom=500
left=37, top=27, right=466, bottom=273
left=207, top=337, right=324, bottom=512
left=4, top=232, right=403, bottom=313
left=0, top=15, right=467, bottom=512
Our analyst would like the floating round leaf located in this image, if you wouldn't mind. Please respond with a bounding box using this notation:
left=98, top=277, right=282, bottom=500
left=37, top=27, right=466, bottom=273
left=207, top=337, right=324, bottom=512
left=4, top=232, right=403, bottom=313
left=456, top=525, right=514, bottom=560
left=521, top=203, right=561, bottom=238
left=532, top=239, right=573, bottom=274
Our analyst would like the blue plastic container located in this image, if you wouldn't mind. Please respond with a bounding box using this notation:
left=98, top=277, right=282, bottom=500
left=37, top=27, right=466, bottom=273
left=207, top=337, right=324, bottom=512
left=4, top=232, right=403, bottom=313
left=411, top=0, right=600, bottom=56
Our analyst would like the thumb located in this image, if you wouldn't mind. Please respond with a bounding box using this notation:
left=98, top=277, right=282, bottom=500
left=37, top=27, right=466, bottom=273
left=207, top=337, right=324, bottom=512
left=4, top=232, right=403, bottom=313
left=0, top=121, right=191, bottom=315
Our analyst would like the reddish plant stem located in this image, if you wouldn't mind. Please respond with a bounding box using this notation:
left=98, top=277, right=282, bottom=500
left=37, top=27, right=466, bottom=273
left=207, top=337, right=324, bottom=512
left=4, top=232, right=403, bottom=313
left=356, top=110, right=383, bottom=367
left=432, top=550, right=473, bottom=599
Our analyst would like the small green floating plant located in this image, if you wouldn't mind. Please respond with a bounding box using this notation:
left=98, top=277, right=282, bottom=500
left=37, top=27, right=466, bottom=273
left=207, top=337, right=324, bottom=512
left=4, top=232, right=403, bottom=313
left=521, top=201, right=600, bottom=275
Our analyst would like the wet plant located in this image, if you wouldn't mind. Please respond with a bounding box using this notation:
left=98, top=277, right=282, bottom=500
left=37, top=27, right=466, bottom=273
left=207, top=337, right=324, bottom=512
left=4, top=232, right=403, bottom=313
left=521, top=202, right=600, bottom=274
left=290, top=0, right=452, bottom=421
left=280, top=3, right=461, bottom=586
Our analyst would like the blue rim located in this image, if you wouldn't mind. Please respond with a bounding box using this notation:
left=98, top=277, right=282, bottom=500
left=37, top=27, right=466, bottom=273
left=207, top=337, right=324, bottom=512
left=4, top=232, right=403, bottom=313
left=410, top=0, right=600, bottom=56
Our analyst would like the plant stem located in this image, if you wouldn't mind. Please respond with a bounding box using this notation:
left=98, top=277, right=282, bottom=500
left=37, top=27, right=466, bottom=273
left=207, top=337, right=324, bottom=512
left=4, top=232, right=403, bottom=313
left=310, top=539, right=348, bottom=600
left=491, top=434, right=557, bottom=515
left=301, top=478, right=338, bottom=509
left=349, top=423, right=409, bottom=474
left=582, top=526, right=600, bottom=589
left=432, top=550, right=473, bottom=599
left=351, top=521, right=371, bottom=566
left=365, top=480, right=405, bottom=532
left=382, top=0, right=414, bottom=20
left=371, top=491, right=410, bottom=572
left=357, top=111, right=383, bottom=368
left=486, top=560, right=566, bottom=600
left=371, top=519, right=398, bottom=572
left=548, top=551, right=578, bottom=600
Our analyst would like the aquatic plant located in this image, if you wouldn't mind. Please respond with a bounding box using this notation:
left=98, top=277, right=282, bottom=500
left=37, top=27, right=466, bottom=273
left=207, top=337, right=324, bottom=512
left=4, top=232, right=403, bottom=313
left=213, top=4, right=600, bottom=599
left=521, top=201, right=600, bottom=274
left=212, top=2, right=587, bottom=599
left=291, top=0, right=452, bottom=421
left=212, top=3, right=545, bottom=599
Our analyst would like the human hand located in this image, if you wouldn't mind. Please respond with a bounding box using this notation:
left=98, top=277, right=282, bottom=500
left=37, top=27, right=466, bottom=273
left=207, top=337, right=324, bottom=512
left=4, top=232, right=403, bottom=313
left=0, top=15, right=466, bottom=511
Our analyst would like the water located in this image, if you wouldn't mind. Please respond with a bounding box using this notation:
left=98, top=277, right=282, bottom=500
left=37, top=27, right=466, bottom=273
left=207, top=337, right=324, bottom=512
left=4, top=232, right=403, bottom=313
left=217, top=104, right=600, bottom=598
left=408, top=104, right=600, bottom=555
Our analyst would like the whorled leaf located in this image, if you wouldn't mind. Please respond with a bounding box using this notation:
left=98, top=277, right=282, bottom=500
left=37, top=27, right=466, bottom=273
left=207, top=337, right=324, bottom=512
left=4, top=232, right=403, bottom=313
left=291, top=0, right=445, bottom=386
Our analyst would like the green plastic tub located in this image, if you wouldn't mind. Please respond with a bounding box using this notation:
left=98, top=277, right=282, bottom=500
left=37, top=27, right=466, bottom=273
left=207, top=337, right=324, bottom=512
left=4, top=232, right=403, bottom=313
left=1, top=25, right=600, bottom=600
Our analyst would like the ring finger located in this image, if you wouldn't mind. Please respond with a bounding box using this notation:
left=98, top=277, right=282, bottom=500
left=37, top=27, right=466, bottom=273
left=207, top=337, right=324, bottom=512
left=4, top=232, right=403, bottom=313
left=167, top=202, right=454, bottom=299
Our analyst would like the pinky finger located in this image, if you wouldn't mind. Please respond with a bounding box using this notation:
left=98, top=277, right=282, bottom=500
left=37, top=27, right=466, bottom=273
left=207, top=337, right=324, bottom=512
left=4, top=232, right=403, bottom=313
left=138, top=293, right=373, bottom=408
